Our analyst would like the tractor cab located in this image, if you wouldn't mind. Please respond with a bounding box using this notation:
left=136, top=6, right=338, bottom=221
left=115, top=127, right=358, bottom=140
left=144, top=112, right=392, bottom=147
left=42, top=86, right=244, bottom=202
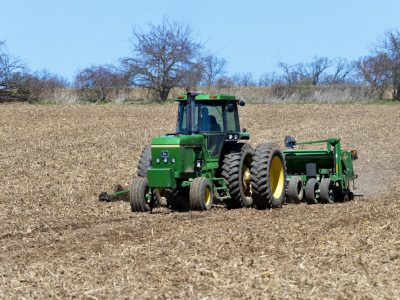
left=175, top=93, right=246, bottom=157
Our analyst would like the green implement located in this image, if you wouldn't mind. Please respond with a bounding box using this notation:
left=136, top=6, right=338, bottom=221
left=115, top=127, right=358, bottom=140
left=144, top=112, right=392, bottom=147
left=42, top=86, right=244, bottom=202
left=283, top=137, right=358, bottom=204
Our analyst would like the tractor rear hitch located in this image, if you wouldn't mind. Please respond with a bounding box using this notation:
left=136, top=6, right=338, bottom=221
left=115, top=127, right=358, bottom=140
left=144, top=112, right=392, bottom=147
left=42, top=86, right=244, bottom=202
left=99, top=192, right=111, bottom=202
left=98, top=188, right=130, bottom=202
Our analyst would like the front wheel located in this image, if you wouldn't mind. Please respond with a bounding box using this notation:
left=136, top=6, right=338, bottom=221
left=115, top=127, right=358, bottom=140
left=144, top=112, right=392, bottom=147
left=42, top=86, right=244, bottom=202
left=130, top=177, right=151, bottom=212
left=189, top=177, right=213, bottom=211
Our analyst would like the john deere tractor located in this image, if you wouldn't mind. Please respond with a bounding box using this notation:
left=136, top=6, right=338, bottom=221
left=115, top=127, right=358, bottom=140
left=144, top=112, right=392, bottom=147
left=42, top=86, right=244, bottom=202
left=129, top=92, right=287, bottom=212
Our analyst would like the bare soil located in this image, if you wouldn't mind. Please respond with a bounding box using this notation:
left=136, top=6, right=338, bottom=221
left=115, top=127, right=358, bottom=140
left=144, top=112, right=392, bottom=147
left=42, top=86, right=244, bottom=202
left=0, top=103, right=399, bottom=299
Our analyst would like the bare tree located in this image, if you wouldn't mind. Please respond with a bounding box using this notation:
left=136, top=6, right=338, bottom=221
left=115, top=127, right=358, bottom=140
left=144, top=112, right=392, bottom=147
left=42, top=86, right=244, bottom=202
left=201, top=54, right=227, bottom=86
left=278, top=57, right=331, bottom=86
left=122, top=18, right=204, bottom=101
left=75, top=65, right=129, bottom=102
left=380, top=29, right=400, bottom=99
left=0, top=41, right=25, bottom=94
left=232, top=72, right=256, bottom=87
left=0, top=41, right=70, bottom=102
left=258, top=72, right=281, bottom=86
left=357, top=54, right=392, bottom=99
left=356, top=29, right=400, bottom=99
left=327, top=58, right=354, bottom=84
left=8, top=70, right=68, bottom=102
left=215, top=76, right=235, bottom=88
left=297, top=57, right=331, bottom=85
left=278, top=61, right=297, bottom=86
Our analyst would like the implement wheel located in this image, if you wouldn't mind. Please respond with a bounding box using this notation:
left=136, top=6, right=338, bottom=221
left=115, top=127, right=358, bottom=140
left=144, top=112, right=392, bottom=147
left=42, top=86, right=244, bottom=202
left=287, top=176, right=304, bottom=204
left=320, top=178, right=335, bottom=204
left=130, top=177, right=151, bottom=212
left=222, top=144, right=254, bottom=208
left=190, top=177, right=213, bottom=211
left=305, top=178, right=319, bottom=204
left=251, top=143, right=286, bottom=210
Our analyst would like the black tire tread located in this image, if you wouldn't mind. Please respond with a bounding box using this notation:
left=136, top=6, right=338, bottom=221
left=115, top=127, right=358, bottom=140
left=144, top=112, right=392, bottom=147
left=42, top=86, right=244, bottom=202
left=305, top=178, right=319, bottom=204
left=287, top=176, right=303, bottom=204
left=130, top=177, right=150, bottom=212
left=320, top=178, right=334, bottom=204
left=137, top=146, right=151, bottom=177
left=251, top=142, right=286, bottom=210
left=221, top=143, right=254, bottom=208
left=136, top=145, right=160, bottom=205
left=190, top=177, right=213, bottom=211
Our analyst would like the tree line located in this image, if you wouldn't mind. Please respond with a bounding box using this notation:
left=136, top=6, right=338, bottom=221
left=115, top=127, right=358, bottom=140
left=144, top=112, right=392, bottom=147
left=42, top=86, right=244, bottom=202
left=1, top=19, right=400, bottom=102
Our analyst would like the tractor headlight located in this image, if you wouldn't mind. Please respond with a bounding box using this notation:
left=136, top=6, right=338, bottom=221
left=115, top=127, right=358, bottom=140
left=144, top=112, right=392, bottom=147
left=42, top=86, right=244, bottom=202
left=228, top=134, right=233, bottom=140
left=156, top=158, right=161, bottom=164
left=163, top=158, right=168, bottom=163
left=171, top=158, right=176, bottom=163
left=234, top=134, right=239, bottom=140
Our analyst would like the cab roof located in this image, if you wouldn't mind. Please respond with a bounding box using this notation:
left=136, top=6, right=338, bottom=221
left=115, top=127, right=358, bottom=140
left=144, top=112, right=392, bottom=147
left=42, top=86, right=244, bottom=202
left=175, top=93, right=238, bottom=101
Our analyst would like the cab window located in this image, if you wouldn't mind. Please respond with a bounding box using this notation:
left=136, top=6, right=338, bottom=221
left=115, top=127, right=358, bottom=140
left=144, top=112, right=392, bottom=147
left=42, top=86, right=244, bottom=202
left=176, top=101, right=240, bottom=133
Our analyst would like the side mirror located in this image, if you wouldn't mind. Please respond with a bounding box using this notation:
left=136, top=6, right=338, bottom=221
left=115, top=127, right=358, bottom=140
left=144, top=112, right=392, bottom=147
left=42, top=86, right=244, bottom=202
left=239, top=100, right=245, bottom=107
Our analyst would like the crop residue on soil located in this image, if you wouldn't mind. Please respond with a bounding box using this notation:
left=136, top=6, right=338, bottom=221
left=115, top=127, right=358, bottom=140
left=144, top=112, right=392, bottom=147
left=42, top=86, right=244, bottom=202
left=0, top=103, right=399, bottom=299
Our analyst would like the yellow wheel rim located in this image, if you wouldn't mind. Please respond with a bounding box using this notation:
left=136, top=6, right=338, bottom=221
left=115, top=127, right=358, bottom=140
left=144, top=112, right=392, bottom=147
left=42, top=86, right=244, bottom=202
left=204, top=186, right=211, bottom=206
left=269, top=156, right=284, bottom=199
left=242, top=163, right=252, bottom=197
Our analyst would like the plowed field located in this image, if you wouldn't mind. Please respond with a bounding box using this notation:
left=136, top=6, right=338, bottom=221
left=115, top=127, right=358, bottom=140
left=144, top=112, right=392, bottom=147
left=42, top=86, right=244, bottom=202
left=0, top=103, right=399, bottom=299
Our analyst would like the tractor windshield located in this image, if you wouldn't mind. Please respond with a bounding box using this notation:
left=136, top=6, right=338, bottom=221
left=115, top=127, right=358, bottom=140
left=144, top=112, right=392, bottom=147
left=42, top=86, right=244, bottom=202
left=176, top=101, right=240, bottom=134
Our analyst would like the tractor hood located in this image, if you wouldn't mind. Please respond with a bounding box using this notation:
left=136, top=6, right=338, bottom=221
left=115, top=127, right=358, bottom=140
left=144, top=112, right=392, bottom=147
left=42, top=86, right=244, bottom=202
left=147, top=134, right=204, bottom=189
left=151, top=134, right=204, bottom=146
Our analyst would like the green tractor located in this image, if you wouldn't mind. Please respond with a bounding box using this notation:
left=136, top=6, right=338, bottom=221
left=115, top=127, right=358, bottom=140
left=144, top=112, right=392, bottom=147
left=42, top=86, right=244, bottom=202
left=129, top=92, right=287, bottom=212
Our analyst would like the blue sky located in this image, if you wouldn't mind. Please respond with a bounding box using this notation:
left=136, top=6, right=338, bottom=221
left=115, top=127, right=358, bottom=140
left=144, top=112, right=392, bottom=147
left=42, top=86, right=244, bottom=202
left=1, top=0, right=399, bottom=81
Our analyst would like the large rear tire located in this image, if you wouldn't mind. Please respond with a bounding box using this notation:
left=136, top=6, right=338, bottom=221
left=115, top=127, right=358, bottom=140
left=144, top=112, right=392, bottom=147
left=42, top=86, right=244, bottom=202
left=130, top=177, right=151, bottom=212
left=189, top=177, right=213, bottom=211
left=221, top=144, right=254, bottom=208
left=305, top=178, right=319, bottom=204
left=251, top=143, right=287, bottom=210
left=287, top=176, right=304, bottom=204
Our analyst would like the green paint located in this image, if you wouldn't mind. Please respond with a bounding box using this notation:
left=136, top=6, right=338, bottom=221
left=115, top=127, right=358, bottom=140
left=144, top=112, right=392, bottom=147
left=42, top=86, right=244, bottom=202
left=283, top=138, right=357, bottom=193
left=145, top=93, right=245, bottom=201
left=147, top=168, right=176, bottom=189
left=175, top=93, right=238, bottom=101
